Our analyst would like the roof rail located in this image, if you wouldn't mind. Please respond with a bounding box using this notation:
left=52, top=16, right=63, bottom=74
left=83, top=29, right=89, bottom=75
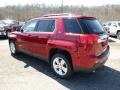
left=43, top=13, right=73, bottom=17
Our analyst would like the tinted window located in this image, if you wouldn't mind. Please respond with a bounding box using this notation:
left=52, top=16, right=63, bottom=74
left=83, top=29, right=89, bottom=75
left=23, top=20, right=38, bottom=32
left=64, top=18, right=105, bottom=34
left=64, top=19, right=83, bottom=34
left=79, top=19, right=105, bottom=34
left=118, top=23, right=120, bottom=27
left=37, top=20, right=55, bottom=32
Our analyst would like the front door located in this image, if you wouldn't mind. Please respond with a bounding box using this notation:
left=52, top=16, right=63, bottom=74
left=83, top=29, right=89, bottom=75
left=17, top=20, right=38, bottom=53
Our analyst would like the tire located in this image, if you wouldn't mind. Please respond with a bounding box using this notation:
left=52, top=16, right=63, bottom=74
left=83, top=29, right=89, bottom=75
left=117, top=32, right=120, bottom=40
left=9, top=41, right=18, bottom=55
left=51, top=54, right=72, bottom=78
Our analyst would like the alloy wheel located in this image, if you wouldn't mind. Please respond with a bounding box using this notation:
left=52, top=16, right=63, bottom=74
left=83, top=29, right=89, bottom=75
left=53, top=57, right=68, bottom=76
left=10, top=42, right=16, bottom=54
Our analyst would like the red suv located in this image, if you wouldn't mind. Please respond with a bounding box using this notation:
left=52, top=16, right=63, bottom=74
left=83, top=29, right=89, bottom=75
left=8, top=13, right=110, bottom=78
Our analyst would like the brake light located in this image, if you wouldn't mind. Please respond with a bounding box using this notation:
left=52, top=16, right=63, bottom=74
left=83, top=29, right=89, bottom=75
left=79, top=35, right=98, bottom=51
left=80, top=35, right=99, bottom=45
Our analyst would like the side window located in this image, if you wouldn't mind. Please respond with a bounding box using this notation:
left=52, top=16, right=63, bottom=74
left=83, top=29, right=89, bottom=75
left=23, top=20, right=38, bottom=32
left=64, top=19, right=83, bottom=34
left=37, top=20, right=55, bottom=32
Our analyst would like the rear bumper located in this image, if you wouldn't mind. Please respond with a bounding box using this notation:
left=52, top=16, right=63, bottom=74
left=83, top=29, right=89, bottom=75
left=93, top=46, right=110, bottom=69
left=73, top=46, right=110, bottom=72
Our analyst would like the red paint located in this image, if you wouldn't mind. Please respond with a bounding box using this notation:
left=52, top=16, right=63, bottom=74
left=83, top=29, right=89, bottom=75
left=9, top=14, right=110, bottom=71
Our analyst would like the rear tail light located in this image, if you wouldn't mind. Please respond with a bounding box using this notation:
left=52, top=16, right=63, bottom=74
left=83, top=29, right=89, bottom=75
left=79, top=34, right=108, bottom=47
left=79, top=35, right=99, bottom=51
left=80, top=35, right=99, bottom=45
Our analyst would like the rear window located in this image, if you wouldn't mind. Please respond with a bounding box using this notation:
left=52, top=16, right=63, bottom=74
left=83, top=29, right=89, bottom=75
left=64, top=18, right=105, bottom=34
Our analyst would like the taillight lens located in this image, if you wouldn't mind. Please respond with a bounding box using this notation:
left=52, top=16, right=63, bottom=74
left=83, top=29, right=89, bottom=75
left=80, top=34, right=99, bottom=45
left=79, top=35, right=99, bottom=55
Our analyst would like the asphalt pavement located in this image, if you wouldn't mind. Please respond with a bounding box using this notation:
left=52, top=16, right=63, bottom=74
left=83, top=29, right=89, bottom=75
left=0, top=37, right=120, bottom=90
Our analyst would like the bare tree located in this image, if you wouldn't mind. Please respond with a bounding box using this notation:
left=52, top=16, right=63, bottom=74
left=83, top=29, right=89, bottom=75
left=0, top=4, right=120, bottom=22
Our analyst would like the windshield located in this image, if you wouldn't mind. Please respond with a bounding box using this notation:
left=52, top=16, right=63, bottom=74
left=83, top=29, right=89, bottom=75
left=64, top=18, right=105, bottom=34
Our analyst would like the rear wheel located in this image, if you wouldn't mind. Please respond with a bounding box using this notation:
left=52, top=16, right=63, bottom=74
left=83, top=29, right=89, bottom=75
left=51, top=54, right=72, bottom=78
left=9, top=41, right=18, bottom=55
left=117, top=32, right=120, bottom=40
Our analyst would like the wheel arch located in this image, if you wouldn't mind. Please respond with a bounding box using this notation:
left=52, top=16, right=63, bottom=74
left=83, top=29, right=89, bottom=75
left=49, top=48, right=73, bottom=69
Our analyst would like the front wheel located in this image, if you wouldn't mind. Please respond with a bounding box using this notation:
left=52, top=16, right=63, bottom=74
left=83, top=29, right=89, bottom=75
left=9, top=41, right=18, bottom=55
left=117, top=32, right=120, bottom=40
left=51, top=54, right=72, bottom=78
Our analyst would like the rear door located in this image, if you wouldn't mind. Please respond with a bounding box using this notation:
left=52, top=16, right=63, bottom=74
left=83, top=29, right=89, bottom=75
left=31, top=19, right=55, bottom=59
